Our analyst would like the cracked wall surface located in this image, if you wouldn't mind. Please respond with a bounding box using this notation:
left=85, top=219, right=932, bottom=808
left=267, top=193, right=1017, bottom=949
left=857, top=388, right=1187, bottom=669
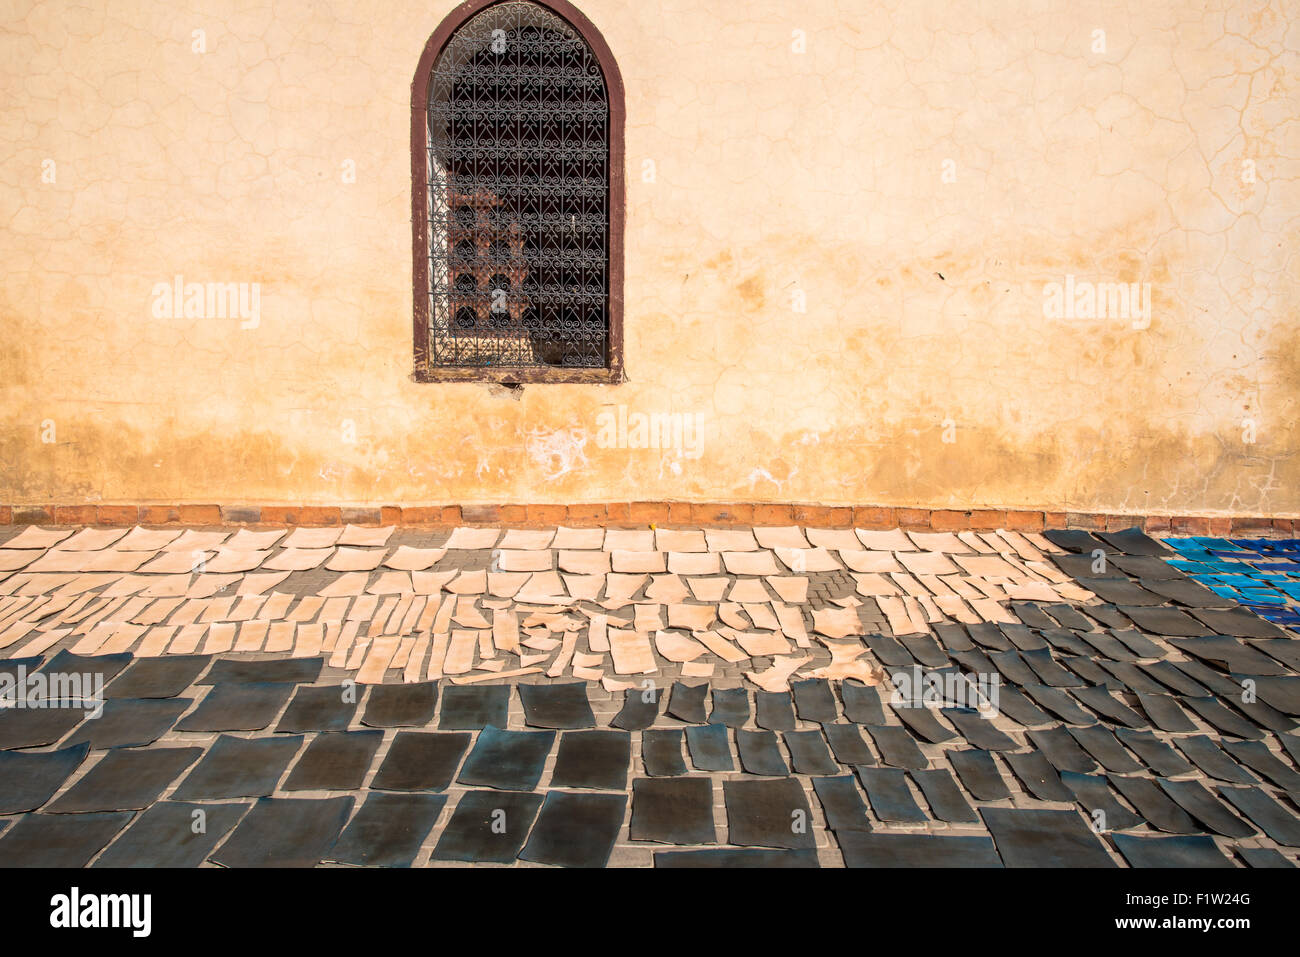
left=0, top=0, right=1297, bottom=513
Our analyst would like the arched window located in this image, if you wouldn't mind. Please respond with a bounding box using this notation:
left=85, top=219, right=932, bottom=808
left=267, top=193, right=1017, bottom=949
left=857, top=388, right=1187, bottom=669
left=412, top=0, right=624, bottom=383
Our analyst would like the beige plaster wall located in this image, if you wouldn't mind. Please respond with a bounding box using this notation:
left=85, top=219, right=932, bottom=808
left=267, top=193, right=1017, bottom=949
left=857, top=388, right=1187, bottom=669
left=1, top=0, right=1297, bottom=513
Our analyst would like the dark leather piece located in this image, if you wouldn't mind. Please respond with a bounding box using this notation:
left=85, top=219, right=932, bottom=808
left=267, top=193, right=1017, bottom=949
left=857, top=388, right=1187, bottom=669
left=197, top=657, right=322, bottom=685
left=754, top=691, right=797, bottom=731
left=1027, top=726, right=1098, bottom=774
left=0, top=811, right=133, bottom=868
left=1216, top=786, right=1300, bottom=847
left=0, top=742, right=89, bottom=814
left=104, top=655, right=210, bottom=698
left=1111, top=833, right=1233, bottom=868
left=811, top=775, right=872, bottom=832
left=665, top=681, right=708, bottom=723
left=861, top=724, right=928, bottom=769
left=64, top=697, right=189, bottom=750
left=723, top=778, right=816, bottom=848
left=836, top=832, right=1000, bottom=868
left=212, top=796, right=354, bottom=867
left=630, top=777, right=716, bottom=845
left=1066, top=724, right=1143, bottom=773
left=684, top=722, right=734, bottom=772
left=782, top=730, right=837, bottom=775
left=173, top=733, right=304, bottom=800
left=610, top=686, right=661, bottom=730
left=370, top=731, right=471, bottom=791
left=1058, top=770, right=1142, bottom=831
left=852, top=766, right=927, bottom=824
left=821, top=723, right=875, bottom=766
left=911, top=768, right=978, bottom=823
left=707, top=687, right=750, bottom=727
left=654, top=848, right=819, bottom=868
left=840, top=680, right=886, bottom=724
left=947, top=748, right=1011, bottom=801
left=360, top=681, right=438, bottom=728
left=1001, top=750, right=1073, bottom=802
left=1158, top=779, right=1257, bottom=838
left=1114, top=728, right=1194, bottom=777
left=736, top=729, right=789, bottom=776
left=520, top=791, right=627, bottom=867
left=517, top=681, right=595, bottom=729
left=93, top=801, right=249, bottom=868
left=791, top=678, right=839, bottom=722
left=438, top=684, right=510, bottom=730
left=275, top=684, right=357, bottom=733
left=174, top=681, right=295, bottom=732
left=430, top=790, right=542, bottom=863
left=1108, top=774, right=1197, bottom=833
left=1174, top=735, right=1259, bottom=784
left=47, top=745, right=201, bottom=812
left=457, top=726, right=555, bottom=791
left=1134, top=693, right=1198, bottom=733
left=550, top=730, right=631, bottom=790
left=640, top=729, right=688, bottom=776
left=327, top=792, right=447, bottom=866
left=980, top=807, right=1116, bottom=867
left=283, top=730, right=383, bottom=791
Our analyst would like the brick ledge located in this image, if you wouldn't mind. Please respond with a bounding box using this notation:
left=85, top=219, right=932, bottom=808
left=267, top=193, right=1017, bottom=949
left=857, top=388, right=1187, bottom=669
left=0, top=504, right=1293, bottom=537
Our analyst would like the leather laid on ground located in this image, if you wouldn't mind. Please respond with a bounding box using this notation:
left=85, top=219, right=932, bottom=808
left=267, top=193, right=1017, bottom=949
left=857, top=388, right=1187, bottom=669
left=40, top=649, right=133, bottom=684
left=93, top=801, right=249, bottom=868
left=654, top=848, right=819, bottom=868
left=275, top=684, right=357, bottom=733
left=1134, top=693, right=1198, bottom=733
left=892, top=706, right=956, bottom=744
left=1157, top=779, right=1256, bottom=838
left=0, top=705, right=87, bottom=750
left=685, top=722, right=734, bottom=772
left=1058, top=770, right=1143, bottom=830
left=737, top=729, right=790, bottom=775
left=791, top=678, right=839, bottom=722
left=1237, top=846, right=1294, bottom=868
left=198, top=656, right=323, bottom=684
left=708, top=687, right=750, bottom=727
left=360, top=681, right=438, bottom=728
left=0, top=811, right=134, bottom=868
left=853, top=766, right=927, bottom=823
left=1107, top=775, right=1196, bottom=833
left=1027, top=726, right=1097, bottom=774
left=947, top=748, right=1011, bottom=801
left=550, top=730, right=632, bottom=790
left=1216, top=786, right=1300, bottom=846
left=782, top=730, right=838, bottom=775
left=370, top=732, right=471, bottom=791
left=666, top=681, right=708, bottom=723
left=173, top=734, right=304, bottom=800
left=1115, top=728, right=1194, bottom=777
left=821, top=723, right=875, bottom=765
left=1230, top=674, right=1300, bottom=716
left=1222, top=740, right=1300, bottom=790
left=1174, top=735, right=1258, bottom=784
left=980, top=807, right=1116, bottom=867
left=941, top=708, right=1018, bottom=751
left=517, top=682, right=595, bottom=729
left=630, top=776, right=717, bottom=844
left=1118, top=606, right=1211, bottom=637
left=811, top=774, right=872, bottom=832
left=211, top=796, right=354, bottom=867
left=520, top=791, right=627, bottom=868
left=1066, top=724, right=1143, bottom=773
left=1194, top=608, right=1288, bottom=639
left=433, top=788, right=545, bottom=864
left=723, top=778, right=817, bottom=849
left=862, top=724, right=929, bottom=769
left=175, top=682, right=296, bottom=732
left=283, top=730, right=383, bottom=791
left=104, top=654, right=210, bottom=698
left=438, top=684, right=510, bottom=730
left=754, top=691, right=797, bottom=731
left=1111, top=833, right=1233, bottom=868
left=48, top=746, right=202, bottom=813
left=911, top=768, right=978, bottom=822
left=457, top=726, right=555, bottom=791
left=641, top=729, right=689, bottom=776
left=1180, top=695, right=1265, bottom=740
left=326, top=792, right=447, bottom=867
left=837, top=832, right=1002, bottom=868
left=610, top=687, right=662, bottom=730
left=0, top=742, right=89, bottom=813
left=62, top=697, right=187, bottom=750
left=1000, top=750, right=1074, bottom=802
left=840, top=681, right=886, bottom=724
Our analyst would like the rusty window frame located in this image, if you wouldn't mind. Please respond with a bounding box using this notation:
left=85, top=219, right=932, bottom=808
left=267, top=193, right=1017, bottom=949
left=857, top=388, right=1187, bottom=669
left=410, top=0, right=625, bottom=384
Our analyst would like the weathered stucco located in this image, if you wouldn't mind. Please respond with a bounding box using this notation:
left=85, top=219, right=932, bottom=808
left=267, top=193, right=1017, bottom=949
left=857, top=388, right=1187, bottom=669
left=1, top=0, right=1297, bottom=512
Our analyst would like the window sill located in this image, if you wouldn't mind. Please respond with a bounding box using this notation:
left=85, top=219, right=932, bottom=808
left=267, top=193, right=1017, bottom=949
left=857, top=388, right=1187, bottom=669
left=413, top=365, right=624, bottom=385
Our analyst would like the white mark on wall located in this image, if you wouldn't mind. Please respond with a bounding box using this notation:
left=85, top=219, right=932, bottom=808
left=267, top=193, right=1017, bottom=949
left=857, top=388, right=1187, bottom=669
left=525, top=426, right=589, bottom=481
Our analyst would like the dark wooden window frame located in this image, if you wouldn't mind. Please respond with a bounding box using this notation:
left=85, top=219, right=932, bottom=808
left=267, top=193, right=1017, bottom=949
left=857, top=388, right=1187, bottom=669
left=410, top=0, right=625, bottom=384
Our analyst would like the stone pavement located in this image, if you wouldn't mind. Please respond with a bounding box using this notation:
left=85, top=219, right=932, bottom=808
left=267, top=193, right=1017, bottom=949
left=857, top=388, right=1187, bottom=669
left=0, top=522, right=1297, bottom=866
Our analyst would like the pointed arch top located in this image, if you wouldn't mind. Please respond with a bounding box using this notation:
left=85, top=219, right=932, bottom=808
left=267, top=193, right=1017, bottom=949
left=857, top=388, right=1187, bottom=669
left=411, top=0, right=626, bottom=383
